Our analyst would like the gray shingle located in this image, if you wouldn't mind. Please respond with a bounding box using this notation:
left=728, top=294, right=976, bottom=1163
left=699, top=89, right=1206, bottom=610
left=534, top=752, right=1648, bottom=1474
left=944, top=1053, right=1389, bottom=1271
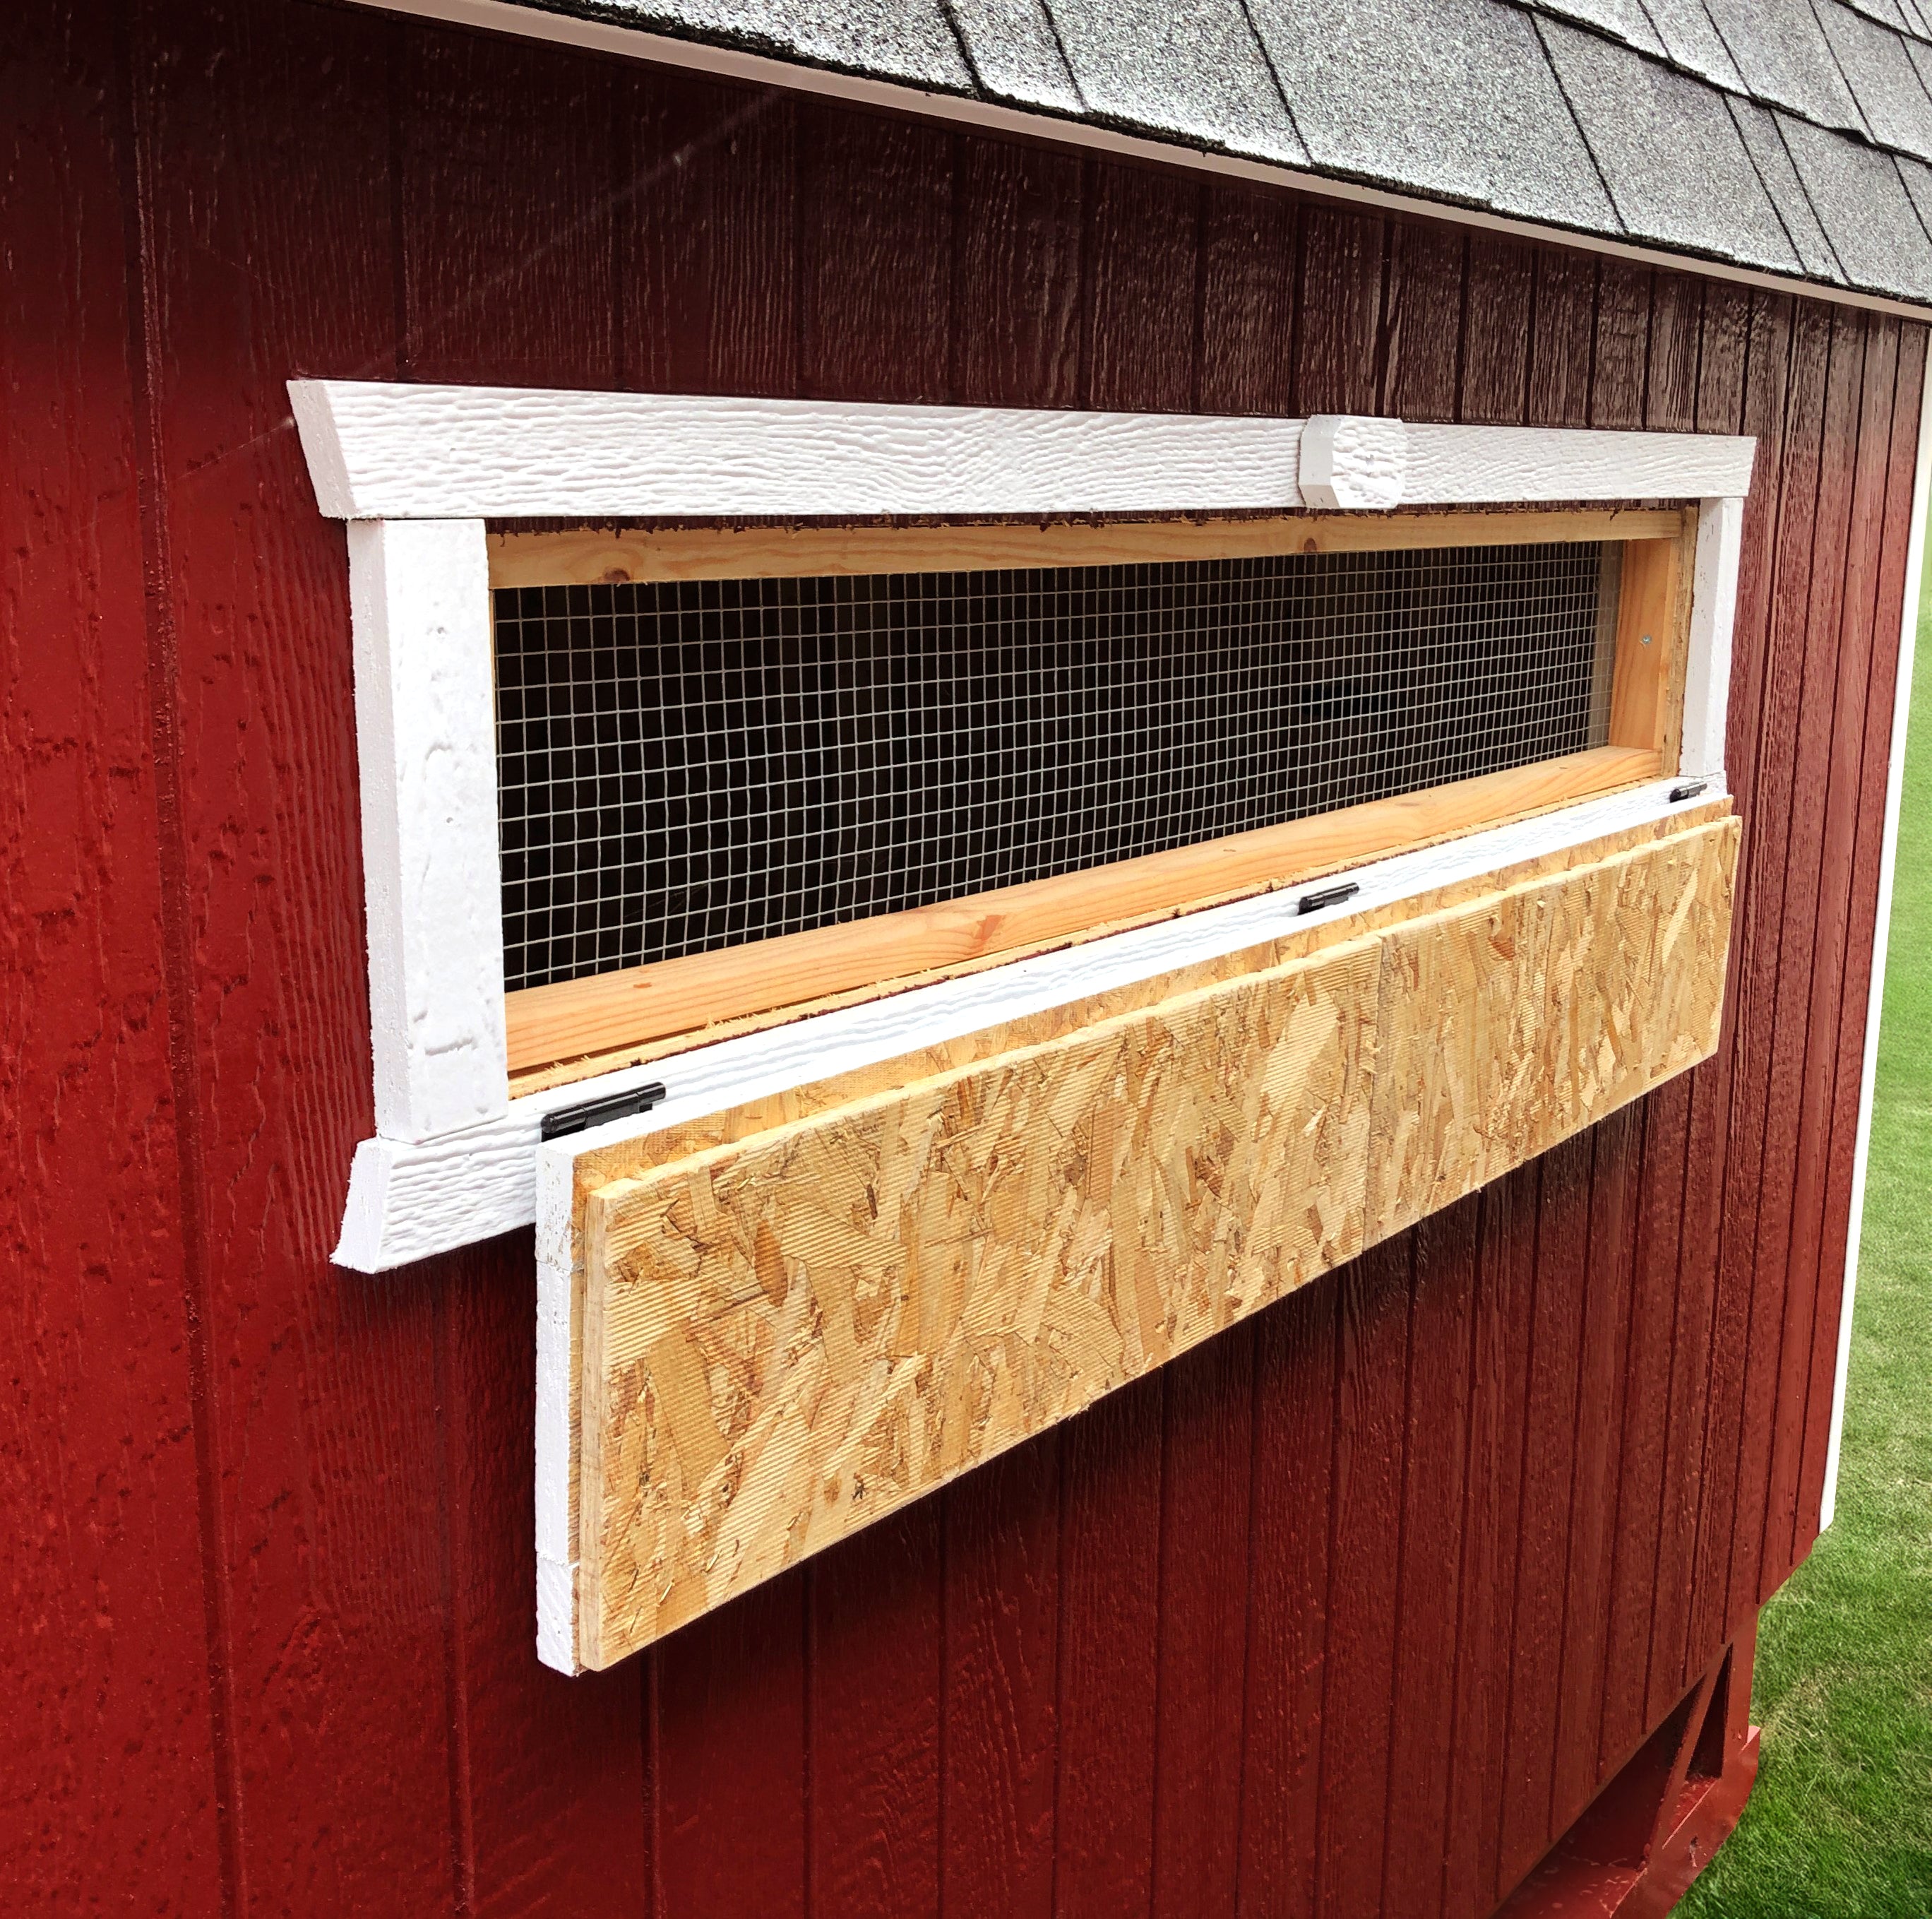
left=1526, top=0, right=1666, bottom=55
left=1699, top=0, right=1870, bottom=130
left=572, top=0, right=974, bottom=85
left=1892, top=148, right=1932, bottom=239
left=1725, top=95, right=1847, bottom=278
left=472, top=0, right=1932, bottom=309
left=1246, top=0, right=1618, bottom=229
left=1815, top=0, right=1932, bottom=156
left=1539, top=17, right=1803, bottom=268
left=944, top=0, right=1084, bottom=110
left=1046, top=0, right=1307, bottom=162
left=1638, top=0, right=1748, bottom=88
left=1841, top=0, right=1912, bottom=32
left=1778, top=107, right=1932, bottom=292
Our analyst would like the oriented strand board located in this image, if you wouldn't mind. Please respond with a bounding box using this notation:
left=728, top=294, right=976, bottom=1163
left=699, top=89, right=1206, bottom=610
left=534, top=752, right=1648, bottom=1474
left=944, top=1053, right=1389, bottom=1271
left=568, top=816, right=1739, bottom=1668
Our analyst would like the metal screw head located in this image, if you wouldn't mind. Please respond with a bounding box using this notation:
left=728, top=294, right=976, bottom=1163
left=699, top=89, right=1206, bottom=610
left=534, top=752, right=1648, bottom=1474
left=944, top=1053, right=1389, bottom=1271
left=1641, top=631, right=1654, bottom=646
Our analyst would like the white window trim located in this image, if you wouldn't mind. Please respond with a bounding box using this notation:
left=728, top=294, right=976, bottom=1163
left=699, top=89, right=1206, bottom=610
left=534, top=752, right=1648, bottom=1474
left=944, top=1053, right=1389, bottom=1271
left=287, top=379, right=1753, bottom=1274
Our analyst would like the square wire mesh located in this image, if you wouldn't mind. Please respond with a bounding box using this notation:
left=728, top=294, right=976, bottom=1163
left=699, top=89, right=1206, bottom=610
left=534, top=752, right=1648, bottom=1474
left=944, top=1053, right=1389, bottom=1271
left=494, top=540, right=1615, bottom=992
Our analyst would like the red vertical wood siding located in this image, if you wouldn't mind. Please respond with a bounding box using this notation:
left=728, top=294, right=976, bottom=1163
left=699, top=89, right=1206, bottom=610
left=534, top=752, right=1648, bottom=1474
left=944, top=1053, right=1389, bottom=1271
left=3, top=3, right=1922, bottom=1911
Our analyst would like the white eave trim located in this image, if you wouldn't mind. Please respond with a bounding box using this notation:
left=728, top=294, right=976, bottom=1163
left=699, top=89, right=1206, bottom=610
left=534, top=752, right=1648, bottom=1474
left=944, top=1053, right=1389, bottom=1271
left=340, top=0, right=1932, bottom=326
left=289, top=381, right=1755, bottom=521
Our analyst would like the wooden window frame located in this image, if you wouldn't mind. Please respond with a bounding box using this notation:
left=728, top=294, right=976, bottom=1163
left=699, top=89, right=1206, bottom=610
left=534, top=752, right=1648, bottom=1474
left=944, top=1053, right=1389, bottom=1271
left=289, top=379, right=1753, bottom=1271
left=492, top=507, right=1690, bottom=1089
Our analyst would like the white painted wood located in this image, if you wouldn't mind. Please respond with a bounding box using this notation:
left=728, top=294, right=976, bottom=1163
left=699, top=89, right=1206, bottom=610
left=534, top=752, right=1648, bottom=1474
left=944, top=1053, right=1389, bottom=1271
left=1299, top=415, right=1407, bottom=509
left=333, top=773, right=1728, bottom=1271
left=349, top=519, right=510, bottom=1142
left=534, top=1136, right=578, bottom=1669
left=341, top=0, right=1932, bottom=326
left=292, top=379, right=1757, bottom=523
left=1818, top=374, right=1932, bottom=1531
left=1402, top=425, right=1756, bottom=506
left=1681, top=497, right=1746, bottom=780
left=293, top=381, right=1311, bottom=520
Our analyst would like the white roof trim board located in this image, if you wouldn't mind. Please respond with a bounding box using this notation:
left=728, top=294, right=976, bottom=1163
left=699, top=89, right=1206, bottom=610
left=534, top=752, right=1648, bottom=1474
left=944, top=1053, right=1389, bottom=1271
left=346, top=0, right=1932, bottom=311
left=290, top=381, right=1758, bottom=520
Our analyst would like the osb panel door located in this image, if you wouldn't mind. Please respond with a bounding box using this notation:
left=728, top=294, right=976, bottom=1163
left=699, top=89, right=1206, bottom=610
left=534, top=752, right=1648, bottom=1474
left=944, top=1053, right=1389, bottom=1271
left=569, top=815, right=1740, bottom=1670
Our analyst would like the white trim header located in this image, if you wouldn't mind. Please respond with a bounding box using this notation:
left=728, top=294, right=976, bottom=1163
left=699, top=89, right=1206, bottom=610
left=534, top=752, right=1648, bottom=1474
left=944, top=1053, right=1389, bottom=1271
left=289, top=381, right=1757, bottom=523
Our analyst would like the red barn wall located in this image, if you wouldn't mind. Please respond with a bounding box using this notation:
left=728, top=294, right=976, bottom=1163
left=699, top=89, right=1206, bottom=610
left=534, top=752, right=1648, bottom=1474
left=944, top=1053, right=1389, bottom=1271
left=4, top=0, right=1922, bottom=1911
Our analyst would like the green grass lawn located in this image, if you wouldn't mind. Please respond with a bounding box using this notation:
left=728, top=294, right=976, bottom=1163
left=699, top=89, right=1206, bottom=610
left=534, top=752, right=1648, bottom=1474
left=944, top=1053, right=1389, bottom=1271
left=1678, top=570, right=1932, bottom=1915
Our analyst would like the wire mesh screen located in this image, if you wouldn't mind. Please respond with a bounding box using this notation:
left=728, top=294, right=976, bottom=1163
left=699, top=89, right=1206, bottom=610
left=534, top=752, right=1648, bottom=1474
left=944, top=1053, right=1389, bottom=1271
left=494, top=540, right=1616, bottom=993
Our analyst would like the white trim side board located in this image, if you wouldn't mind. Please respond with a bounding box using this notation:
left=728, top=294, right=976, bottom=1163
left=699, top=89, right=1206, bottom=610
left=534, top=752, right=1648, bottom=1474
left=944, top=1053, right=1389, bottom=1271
left=290, top=383, right=1755, bottom=523
left=349, top=518, right=508, bottom=1141
left=291, top=382, right=1753, bottom=1270
left=1818, top=368, right=1932, bottom=1532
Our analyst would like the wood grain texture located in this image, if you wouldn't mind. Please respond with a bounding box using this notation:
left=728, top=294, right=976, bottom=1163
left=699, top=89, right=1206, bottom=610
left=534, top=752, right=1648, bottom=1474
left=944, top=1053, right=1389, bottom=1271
left=1383, top=1198, right=1480, bottom=1919
left=1496, top=1131, right=1592, bottom=1890
left=1528, top=251, right=1597, bottom=430
left=1760, top=312, right=1900, bottom=1591
left=1236, top=1278, right=1336, bottom=1917
left=568, top=819, right=1738, bottom=1668
left=1384, top=221, right=1466, bottom=425
left=0, top=6, right=227, bottom=1905
left=940, top=1442, right=1061, bottom=1919
left=1446, top=1168, right=1542, bottom=1915
left=506, top=745, right=1664, bottom=1076
left=1729, top=303, right=1856, bottom=1635
left=1796, top=323, right=1928, bottom=1545
left=485, top=506, right=1686, bottom=588
left=1198, top=187, right=1298, bottom=416
left=399, top=20, right=616, bottom=388
left=1609, top=538, right=1686, bottom=756
left=1551, top=1102, right=1641, bottom=1826
left=1054, top=1374, right=1163, bottom=1916
left=1313, top=1237, right=1412, bottom=1919
left=294, top=373, right=1758, bottom=518
left=1149, top=1331, right=1253, bottom=1918
left=625, top=75, right=799, bottom=399
left=1695, top=296, right=1827, bottom=1668
left=136, top=3, right=466, bottom=1909
left=953, top=138, right=1083, bottom=409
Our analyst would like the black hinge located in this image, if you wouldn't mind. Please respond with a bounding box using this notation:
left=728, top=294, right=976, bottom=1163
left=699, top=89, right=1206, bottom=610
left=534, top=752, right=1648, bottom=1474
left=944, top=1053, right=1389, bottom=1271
left=539, top=1081, right=669, bottom=1142
left=1669, top=778, right=1710, bottom=803
left=1297, top=881, right=1361, bottom=915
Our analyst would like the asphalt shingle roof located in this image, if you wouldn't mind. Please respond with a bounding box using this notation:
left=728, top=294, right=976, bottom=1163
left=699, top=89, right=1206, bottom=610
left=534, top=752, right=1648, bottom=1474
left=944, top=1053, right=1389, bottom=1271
left=513, top=0, right=1932, bottom=305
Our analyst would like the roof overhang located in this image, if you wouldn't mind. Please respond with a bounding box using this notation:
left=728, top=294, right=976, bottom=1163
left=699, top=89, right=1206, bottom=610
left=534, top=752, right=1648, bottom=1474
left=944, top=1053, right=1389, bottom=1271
left=348, top=0, right=1932, bottom=321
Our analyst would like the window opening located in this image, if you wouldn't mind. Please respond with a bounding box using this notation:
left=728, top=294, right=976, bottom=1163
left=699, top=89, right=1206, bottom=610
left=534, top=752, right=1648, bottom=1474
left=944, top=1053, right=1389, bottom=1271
left=494, top=539, right=1619, bottom=996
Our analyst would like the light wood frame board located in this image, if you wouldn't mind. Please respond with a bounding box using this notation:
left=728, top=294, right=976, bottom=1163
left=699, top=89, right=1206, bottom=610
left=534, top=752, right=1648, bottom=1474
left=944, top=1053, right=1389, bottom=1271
left=544, top=803, right=1740, bottom=1670
left=494, top=506, right=1698, bottom=1086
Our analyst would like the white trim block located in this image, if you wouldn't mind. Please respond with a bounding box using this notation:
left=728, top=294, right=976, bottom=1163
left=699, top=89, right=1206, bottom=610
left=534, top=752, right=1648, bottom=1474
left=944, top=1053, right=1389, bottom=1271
left=1681, top=496, right=1746, bottom=780
left=1299, top=415, right=1407, bottom=509
left=349, top=519, right=510, bottom=1142
left=290, top=381, right=1757, bottom=522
